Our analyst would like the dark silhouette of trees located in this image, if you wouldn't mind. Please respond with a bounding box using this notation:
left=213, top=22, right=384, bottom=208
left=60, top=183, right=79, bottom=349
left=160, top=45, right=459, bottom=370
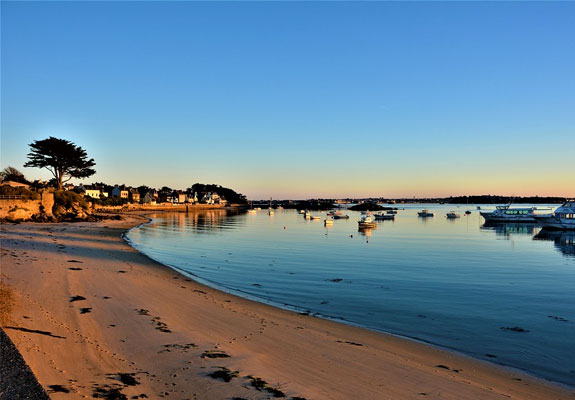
left=187, top=183, right=247, bottom=204
left=24, top=137, right=96, bottom=190
left=0, top=166, right=29, bottom=184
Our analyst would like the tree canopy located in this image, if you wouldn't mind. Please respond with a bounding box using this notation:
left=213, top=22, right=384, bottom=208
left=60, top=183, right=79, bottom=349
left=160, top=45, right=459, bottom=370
left=24, top=137, right=96, bottom=190
left=0, top=166, right=29, bottom=184
left=187, top=183, right=247, bottom=204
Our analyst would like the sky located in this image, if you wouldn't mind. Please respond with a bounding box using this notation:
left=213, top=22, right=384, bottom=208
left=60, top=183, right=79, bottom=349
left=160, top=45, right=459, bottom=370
left=1, top=1, right=574, bottom=199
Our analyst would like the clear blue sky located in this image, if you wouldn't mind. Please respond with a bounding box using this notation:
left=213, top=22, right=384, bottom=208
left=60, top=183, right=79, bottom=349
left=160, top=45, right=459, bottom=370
left=2, top=1, right=574, bottom=199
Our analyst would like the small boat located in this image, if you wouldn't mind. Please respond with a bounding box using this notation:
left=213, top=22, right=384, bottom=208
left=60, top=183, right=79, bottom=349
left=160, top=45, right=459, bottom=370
left=304, top=210, right=311, bottom=219
left=324, top=218, right=334, bottom=226
left=480, top=204, right=537, bottom=223
left=386, top=210, right=397, bottom=215
left=465, top=210, right=472, bottom=215
left=311, top=215, right=321, bottom=220
left=446, top=211, right=460, bottom=219
left=375, top=212, right=394, bottom=220
left=333, top=214, right=349, bottom=219
left=299, top=210, right=305, bottom=214
left=358, top=214, right=377, bottom=228
left=418, top=210, right=435, bottom=217
left=268, top=210, right=274, bottom=216
left=248, top=209, right=257, bottom=214
left=332, top=210, right=349, bottom=219
left=477, top=206, right=481, bottom=210
left=534, top=201, right=575, bottom=230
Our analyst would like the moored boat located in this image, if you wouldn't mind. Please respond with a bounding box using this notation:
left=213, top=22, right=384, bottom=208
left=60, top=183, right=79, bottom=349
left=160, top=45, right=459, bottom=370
left=358, top=214, right=377, bottom=228
left=375, top=212, right=394, bottom=220
left=333, top=211, right=349, bottom=219
left=480, top=204, right=537, bottom=223
left=418, top=210, right=435, bottom=217
left=446, top=211, right=460, bottom=219
left=534, top=201, right=575, bottom=230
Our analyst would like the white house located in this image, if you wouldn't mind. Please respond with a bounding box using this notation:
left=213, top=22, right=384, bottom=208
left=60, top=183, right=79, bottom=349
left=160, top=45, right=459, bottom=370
left=187, top=192, right=199, bottom=204
left=77, top=184, right=108, bottom=199
left=168, top=190, right=187, bottom=204
left=201, top=192, right=226, bottom=205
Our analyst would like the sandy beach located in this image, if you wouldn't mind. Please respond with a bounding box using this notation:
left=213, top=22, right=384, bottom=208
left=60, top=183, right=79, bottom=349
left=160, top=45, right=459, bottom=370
left=1, top=214, right=573, bottom=400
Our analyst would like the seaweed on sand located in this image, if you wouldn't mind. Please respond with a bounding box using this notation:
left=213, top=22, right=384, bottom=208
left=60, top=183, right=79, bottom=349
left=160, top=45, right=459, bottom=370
left=207, top=367, right=239, bottom=382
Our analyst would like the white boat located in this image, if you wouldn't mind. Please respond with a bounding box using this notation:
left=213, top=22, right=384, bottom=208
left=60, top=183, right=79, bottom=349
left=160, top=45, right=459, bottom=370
left=534, top=201, right=575, bottom=230
left=418, top=210, right=435, bottom=217
left=299, top=210, right=305, bottom=214
left=324, top=218, right=334, bottom=226
left=480, top=204, right=537, bottom=223
left=446, top=211, right=460, bottom=219
left=304, top=210, right=311, bottom=219
left=311, top=215, right=321, bottom=220
left=268, top=210, right=274, bottom=216
left=374, top=212, right=394, bottom=220
left=358, top=214, right=377, bottom=228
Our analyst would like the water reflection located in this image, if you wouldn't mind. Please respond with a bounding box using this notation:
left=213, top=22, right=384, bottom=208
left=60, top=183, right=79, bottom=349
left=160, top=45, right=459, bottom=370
left=152, top=210, right=246, bottom=234
left=534, top=230, right=575, bottom=258
left=358, top=226, right=376, bottom=243
left=480, top=222, right=539, bottom=238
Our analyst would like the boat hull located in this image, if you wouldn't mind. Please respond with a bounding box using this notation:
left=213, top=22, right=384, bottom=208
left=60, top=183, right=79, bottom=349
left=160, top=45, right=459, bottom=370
left=480, top=212, right=536, bottom=223
left=534, top=215, right=575, bottom=230
left=375, top=215, right=394, bottom=220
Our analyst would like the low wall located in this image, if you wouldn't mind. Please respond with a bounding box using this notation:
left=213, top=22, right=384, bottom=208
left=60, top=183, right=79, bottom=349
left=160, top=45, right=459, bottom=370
left=94, top=203, right=230, bottom=213
left=0, top=193, right=54, bottom=220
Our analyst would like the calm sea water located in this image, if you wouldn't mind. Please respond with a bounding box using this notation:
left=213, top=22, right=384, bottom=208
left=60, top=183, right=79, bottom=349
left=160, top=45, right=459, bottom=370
left=126, top=205, right=575, bottom=387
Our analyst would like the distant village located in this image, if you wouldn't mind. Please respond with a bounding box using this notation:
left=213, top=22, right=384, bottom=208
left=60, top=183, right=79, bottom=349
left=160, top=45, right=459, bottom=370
left=2, top=178, right=234, bottom=206
left=75, top=183, right=228, bottom=205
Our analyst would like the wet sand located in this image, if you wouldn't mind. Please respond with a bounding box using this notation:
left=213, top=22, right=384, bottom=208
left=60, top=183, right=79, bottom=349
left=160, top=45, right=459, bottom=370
left=1, top=215, right=573, bottom=399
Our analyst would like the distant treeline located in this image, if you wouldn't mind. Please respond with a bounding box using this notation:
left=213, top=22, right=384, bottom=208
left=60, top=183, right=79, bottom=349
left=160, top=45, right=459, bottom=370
left=250, top=195, right=567, bottom=207
left=253, top=199, right=335, bottom=211
left=442, top=195, right=566, bottom=204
